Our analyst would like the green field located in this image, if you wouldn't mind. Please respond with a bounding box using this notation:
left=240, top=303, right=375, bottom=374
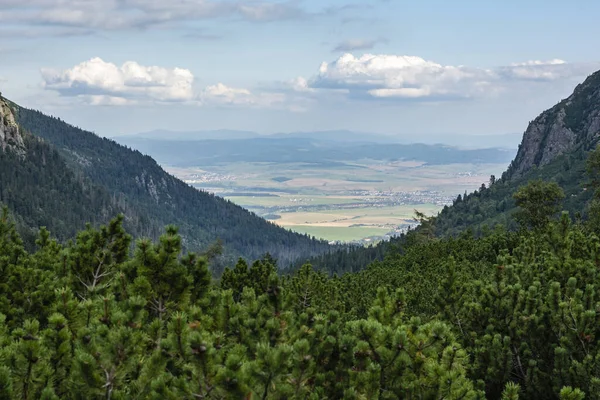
left=166, top=160, right=507, bottom=243
left=283, top=225, right=391, bottom=242
left=272, top=204, right=437, bottom=226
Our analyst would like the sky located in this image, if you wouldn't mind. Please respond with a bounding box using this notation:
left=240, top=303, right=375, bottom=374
left=1, top=0, right=600, bottom=146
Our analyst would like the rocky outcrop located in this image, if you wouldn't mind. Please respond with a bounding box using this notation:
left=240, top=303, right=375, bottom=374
left=0, top=95, right=25, bottom=156
left=509, top=70, right=600, bottom=178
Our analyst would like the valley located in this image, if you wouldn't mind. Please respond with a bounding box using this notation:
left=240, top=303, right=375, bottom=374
left=116, top=131, right=516, bottom=244
left=164, top=158, right=510, bottom=243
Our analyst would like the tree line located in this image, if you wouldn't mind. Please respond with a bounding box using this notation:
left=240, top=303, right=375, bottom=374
left=1, top=146, right=600, bottom=398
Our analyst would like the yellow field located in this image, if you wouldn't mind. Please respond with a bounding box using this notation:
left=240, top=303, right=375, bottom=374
left=167, top=160, right=507, bottom=243
left=273, top=204, right=439, bottom=242
left=284, top=225, right=392, bottom=242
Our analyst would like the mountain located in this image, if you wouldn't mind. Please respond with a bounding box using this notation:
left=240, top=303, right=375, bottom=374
left=1, top=96, right=121, bottom=246
left=431, top=70, right=600, bottom=235
left=0, top=97, right=25, bottom=156
left=308, top=70, right=600, bottom=274
left=120, top=128, right=521, bottom=148
left=116, top=135, right=515, bottom=168
left=0, top=99, right=24, bottom=155
left=508, top=70, right=600, bottom=178
left=120, top=129, right=398, bottom=143
left=0, top=94, right=331, bottom=268
left=130, top=129, right=260, bottom=141
left=269, top=130, right=399, bottom=143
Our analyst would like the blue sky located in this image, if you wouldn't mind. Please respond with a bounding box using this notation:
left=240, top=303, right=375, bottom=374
left=1, top=0, right=599, bottom=146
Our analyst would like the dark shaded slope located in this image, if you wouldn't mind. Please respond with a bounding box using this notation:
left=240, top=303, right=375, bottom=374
left=8, top=102, right=330, bottom=266
left=1, top=99, right=119, bottom=247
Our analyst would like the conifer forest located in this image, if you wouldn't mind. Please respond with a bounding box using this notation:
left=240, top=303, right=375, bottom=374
left=1, top=146, right=600, bottom=398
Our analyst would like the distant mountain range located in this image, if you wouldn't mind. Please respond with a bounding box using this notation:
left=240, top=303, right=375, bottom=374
left=121, top=129, right=522, bottom=149
left=126, top=129, right=403, bottom=144
left=115, top=134, right=516, bottom=168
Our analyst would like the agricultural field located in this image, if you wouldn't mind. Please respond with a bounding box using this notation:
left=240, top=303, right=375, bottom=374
left=165, top=158, right=508, bottom=243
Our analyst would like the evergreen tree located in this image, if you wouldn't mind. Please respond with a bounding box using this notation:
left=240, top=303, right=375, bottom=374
left=513, top=179, right=565, bottom=230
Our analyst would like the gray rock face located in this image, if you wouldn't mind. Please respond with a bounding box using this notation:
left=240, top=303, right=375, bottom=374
left=0, top=97, right=25, bottom=156
left=510, top=70, right=600, bottom=178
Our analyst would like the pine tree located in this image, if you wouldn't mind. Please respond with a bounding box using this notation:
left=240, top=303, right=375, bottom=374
left=130, top=226, right=191, bottom=323
left=513, top=179, right=565, bottom=230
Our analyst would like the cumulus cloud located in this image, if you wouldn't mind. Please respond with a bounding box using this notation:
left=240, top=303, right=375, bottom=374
left=497, top=59, right=596, bottom=81
left=0, top=27, right=95, bottom=38
left=0, top=0, right=308, bottom=36
left=289, top=77, right=315, bottom=93
left=199, top=83, right=290, bottom=109
left=85, top=95, right=137, bottom=106
left=311, top=53, right=493, bottom=100
left=332, top=38, right=388, bottom=53
left=201, top=83, right=253, bottom=105
left=41, top=57, right=299, bottom=110
left=41, top=54, right=600, bottom=109
left=41, top=57, right=194, bottom=102
left=306, top=53, right=599, bottom=101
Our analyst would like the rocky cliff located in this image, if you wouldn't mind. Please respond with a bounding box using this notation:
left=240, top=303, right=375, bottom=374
left=508, top=70, right=600, bottom=178
left=0, top=95, right=25, bottom=156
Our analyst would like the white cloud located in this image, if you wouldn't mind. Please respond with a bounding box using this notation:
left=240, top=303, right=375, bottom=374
left=306, top=53, right=599, bottom=101
left=368, top=87, right=432, bottom=98
left=311, top=53, right=493, bottom=100
left=289, top=77, right=315, bottom=93
left=41, top=57, right=194, bottom=102
left=41, top=58, right=299, bottom=109
left=498, top=59, right=593, bottom=81
left=0, top=27, right=94, bottom=38
left=0, top=0, right=308, bottom=36
left=41, top=54, right=600, bottom=110
left=200, top=83, right=289, bottom=109
left=86, top=95, right=136, bottom=106
left=237, top=1, right=306, bottom=21
left=512, top=59, right=566, bottom=66
left=201, top=83, right=253, bottom=105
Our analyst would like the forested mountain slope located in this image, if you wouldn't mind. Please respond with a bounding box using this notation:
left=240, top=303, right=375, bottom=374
left=435, top=69, right=600, bottom=236
left=0, top=187, right=598, bottom=398
left=508, top=69, right=600, bottom=178
left=307, top=69, right=600, bottom=274
left=0, top=95, right=330, bottom=267
left=0, top=96, right=121, bottom=246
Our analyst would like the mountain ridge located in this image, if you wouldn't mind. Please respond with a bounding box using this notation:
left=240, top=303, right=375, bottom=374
left=0, top=97, right=24, bottom=155
left=117, top=129, right=522, bottom=148
left=1, top=95, right=331, bottom=268
left=307, top=69, right=600, bottom=274
left=116, top=135, right=515, bottom=168
left=436, top=71, right=600, bottom=237
left=0, top=95, right=123, bottom=245
left=508, top=70, right=600, bottom=178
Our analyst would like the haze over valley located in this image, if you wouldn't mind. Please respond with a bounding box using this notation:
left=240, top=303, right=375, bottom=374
left=117, top=131, right=515, bottom=242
